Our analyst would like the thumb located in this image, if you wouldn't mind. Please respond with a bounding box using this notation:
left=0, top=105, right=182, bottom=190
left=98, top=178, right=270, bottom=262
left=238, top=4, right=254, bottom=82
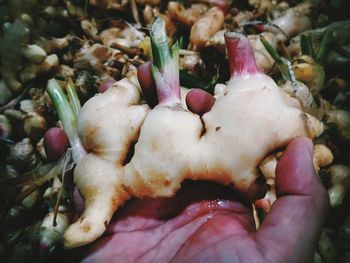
left=137, top=61, right=157, bottom=108
left=255, top=137, right=329, bottom=263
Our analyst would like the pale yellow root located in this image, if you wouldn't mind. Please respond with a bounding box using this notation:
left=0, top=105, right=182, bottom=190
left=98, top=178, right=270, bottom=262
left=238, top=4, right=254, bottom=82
left=167, top=2, right=208, bottom=27
left=124, top=73, right=324, bottom=201
left=65, top=73, right=326, bottom=248
left=328, top=165, right=350, bottom=207
left=189, top=7, right=225, bottom=51
left=248, top=33, right=277, bottom=73
left=63, top=154, right=128, bottom=249
left=78, top=78, right=149, bottom=163
left=64, top=78, right=148, bottom=248
left=313, top=144, right=334, bottom=172
left=258, top=143, right=333, bottom=209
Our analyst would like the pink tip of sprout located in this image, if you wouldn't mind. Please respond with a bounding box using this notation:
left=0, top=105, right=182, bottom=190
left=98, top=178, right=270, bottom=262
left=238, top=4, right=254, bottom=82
left=224, top=32, right=261, bottom=77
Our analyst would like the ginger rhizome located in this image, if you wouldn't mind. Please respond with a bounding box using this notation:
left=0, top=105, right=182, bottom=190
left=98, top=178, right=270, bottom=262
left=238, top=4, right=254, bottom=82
left=62, top=18, right=324, bottom=248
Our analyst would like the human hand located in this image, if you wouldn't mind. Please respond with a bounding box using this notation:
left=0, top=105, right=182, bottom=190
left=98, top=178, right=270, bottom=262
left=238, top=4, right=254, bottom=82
left=79, top=137, right=329, bottom=263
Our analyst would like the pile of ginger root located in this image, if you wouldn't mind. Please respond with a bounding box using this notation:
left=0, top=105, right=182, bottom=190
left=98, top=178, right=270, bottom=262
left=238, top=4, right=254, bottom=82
left=62, top=17, right=333, bottom=248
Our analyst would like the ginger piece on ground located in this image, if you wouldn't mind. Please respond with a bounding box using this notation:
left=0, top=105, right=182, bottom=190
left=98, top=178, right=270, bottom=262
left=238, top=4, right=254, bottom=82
left=189, top=7, right=225, bottom=51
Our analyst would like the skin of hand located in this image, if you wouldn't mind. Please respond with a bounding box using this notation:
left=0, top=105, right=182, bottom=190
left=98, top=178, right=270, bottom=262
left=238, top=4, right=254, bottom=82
left=75, top=137, right=329, bottom=263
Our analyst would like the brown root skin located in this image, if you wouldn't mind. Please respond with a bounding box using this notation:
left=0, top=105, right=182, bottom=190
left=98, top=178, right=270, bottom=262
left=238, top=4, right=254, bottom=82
left=74, top=44, right=111, bottom=76
left=189, top=7, right=225, bottom=51
left=167, top=2, right=208, bottom=27
left=34, top=36, right=70, bottom=54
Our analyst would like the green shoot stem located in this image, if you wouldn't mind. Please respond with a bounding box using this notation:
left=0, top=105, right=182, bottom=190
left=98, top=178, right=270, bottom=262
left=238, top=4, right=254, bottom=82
left=260, top=35, right=282, bottom=64
left=260, top=35, right=290, bottom=81
left=316, top=29, right=333, bottom=65
left=66, top=77, right=81, bottom=119
left=281, top=57, right=299, bottom=93
left=14, top=151, right=73, bottom=203
left=53, top=150, right=71, bottom=226
left=47, top=79, right=86, bottom=163
left=47, top=79, right=77, bottom=144
left=150, top=17, right=181, bottom=106
left=260, top=35, right=299, bottom=92
left=150, top=17, right=171, bottom=71
left=300, top=34, right=315, bottom=58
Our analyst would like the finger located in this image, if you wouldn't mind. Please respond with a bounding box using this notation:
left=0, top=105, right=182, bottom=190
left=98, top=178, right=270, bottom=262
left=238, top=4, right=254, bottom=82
left=255, top=137, right=329, bottom=263
left=98, top=79, right=116, bottom=93
left=185, top=89, right=216, bottom=116
left=137, top=61, right=158, bottom=108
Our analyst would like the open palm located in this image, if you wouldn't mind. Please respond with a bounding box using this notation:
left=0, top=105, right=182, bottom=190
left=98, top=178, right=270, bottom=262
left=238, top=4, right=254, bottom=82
left=79, top=137, right=329, bottom=263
